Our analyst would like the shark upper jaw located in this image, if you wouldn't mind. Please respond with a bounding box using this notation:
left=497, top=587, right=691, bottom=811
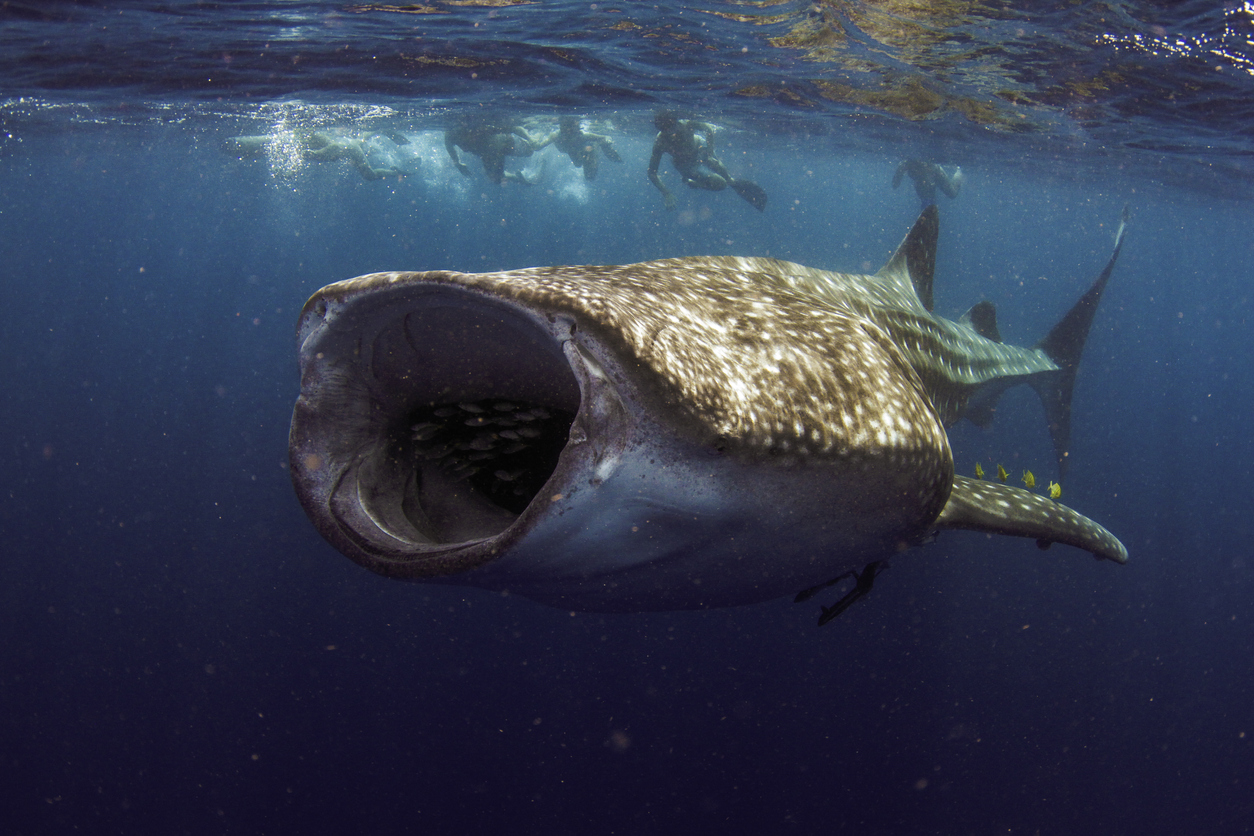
left=289, top=276, right=950, bottom=612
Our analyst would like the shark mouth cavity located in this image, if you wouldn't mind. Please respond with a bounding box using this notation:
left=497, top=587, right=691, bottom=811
left=290, top=284, right=596, bottom=578
left=407, top=399, right=574, bottom=519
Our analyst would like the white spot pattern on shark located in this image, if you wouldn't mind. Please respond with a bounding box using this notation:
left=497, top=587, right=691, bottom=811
left=289, top=206, right=1128, bottom=614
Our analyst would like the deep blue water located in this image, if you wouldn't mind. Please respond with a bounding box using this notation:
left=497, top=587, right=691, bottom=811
left=3, top=3, right=1254, bottom=834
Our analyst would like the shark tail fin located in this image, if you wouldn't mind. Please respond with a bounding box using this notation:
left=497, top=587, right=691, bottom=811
left=878, top=204, right=938, bottom=311
left=1031, top=205, right=1129, bottom=477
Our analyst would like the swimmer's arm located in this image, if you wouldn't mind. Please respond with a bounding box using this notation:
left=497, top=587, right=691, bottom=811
left=597, top=134, right=622, bottom=162
left=940, top=166, right=963, bottom=198
left=511, top=126, right=540, bottom=152
left=444, top=134, right=471, bottom=175
left=647, top=140, right=664, bottom=178
left=588, top=132, right=621, bottom=161
left=532, top=130, right=559, bottom=151
left=647, top=141, right=675, bottom=208
left=696, top=122, right=716, bottom=152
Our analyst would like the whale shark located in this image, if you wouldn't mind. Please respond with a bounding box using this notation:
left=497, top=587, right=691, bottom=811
left=289, top=205, right=1128, bottom=618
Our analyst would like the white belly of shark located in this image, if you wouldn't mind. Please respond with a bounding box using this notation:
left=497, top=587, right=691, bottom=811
left=289, top=206, right=1128, bottom=614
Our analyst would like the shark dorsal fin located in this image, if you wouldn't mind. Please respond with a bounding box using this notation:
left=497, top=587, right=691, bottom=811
left=877, top=204, right=938, bottom=311
left=960, top=301, right=1002, bottom=342
left=936, top=476, right=1127, bottom=563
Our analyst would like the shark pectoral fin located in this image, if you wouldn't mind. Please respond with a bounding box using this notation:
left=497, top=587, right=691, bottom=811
left=877, top=204, right=938, bottom=311
left=936, top=476, right=1127, bottom=564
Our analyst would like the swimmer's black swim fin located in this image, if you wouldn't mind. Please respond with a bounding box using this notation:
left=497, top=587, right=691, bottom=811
left=731, top=179, right=767, bottom=212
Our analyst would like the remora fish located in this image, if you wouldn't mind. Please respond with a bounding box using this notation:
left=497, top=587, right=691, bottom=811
left=289, top=205, right=1128, bottom=614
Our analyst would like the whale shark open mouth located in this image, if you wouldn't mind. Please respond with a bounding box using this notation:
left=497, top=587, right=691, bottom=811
left=290, top=286, right=589, bottom=570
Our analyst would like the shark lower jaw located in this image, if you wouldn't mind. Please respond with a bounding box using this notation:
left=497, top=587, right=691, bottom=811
left=290, top=283, right=628, bottom=580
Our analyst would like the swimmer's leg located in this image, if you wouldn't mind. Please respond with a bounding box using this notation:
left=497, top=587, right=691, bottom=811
left=483, top=156, right=507, bottom=185
left=705, top=154, right=735, bottom=182
left=680, top=165, right=729, bottom=191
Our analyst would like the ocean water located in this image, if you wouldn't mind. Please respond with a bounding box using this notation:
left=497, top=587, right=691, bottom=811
left=2, top=2, right=1252, bottom=834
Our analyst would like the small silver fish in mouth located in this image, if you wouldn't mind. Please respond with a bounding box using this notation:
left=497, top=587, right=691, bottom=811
left=288, top=205, right=1128, bottom=620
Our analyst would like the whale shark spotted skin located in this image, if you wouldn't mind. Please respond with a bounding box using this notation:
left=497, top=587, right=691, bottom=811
left=289, top=205, right=1128, bottom=614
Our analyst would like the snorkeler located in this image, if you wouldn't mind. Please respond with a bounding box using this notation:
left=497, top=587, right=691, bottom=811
left=647, top=111, right=767, bottom=212
left=892, top=159, right=963, bottom=207
left=533, top=116, right=622, bottom=181
left=303, top=131, right=406, bottom=181
left=793, top=561, right=887, bottom=626
left=221, top=130, right=407, bottom=181
left=444, top=118, right=542, bottom=185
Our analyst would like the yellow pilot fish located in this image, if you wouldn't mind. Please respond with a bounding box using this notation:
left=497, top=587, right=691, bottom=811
left=1022, top=470, right=1036, bottom=489
left=1049, top=481, right=1062, bottom=499
left=975, top=462, right=985, bottom=479
left=996, top=464, right=1008, bottom=483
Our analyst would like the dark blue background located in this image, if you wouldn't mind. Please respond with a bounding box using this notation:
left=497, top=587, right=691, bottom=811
left=2, top=125, right=1251, bottom=834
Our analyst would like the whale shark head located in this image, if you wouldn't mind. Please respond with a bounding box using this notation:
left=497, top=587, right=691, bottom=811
left=289, top=207, right=1127, bottom=613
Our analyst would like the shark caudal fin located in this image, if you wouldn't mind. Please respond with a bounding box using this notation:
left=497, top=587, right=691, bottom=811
left=1032, top=205, right=1129, bottom=477
left=878, top=204, right=939, bottom=311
